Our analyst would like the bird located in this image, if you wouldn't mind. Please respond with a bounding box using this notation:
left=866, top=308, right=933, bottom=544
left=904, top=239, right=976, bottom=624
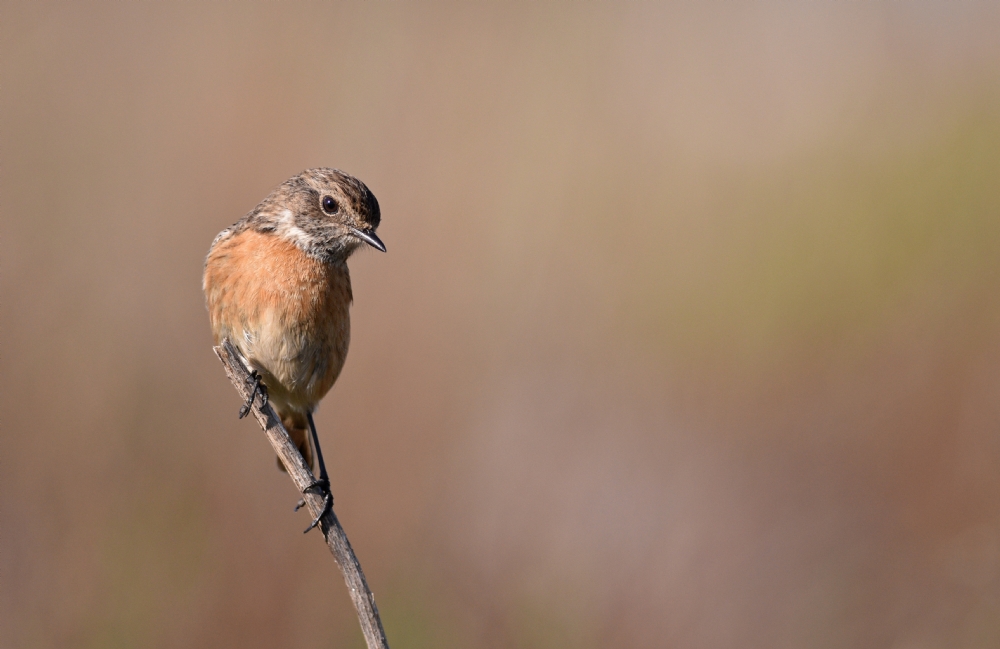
left=203, top=168, right=385, bottom=531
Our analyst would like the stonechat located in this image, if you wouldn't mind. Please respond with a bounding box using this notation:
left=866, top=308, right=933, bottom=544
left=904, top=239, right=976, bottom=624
left=203, top=168, right=385, bottom=530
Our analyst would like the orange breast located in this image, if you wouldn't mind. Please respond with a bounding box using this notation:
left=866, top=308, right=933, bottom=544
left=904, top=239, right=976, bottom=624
left=204, top=229, right=352, bottom=413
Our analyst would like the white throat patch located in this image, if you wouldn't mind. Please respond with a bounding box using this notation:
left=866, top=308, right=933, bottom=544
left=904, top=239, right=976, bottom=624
left=275, top=208, right=314, bottom=250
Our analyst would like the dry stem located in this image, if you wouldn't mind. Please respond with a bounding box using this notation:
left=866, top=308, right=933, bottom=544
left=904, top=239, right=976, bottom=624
left=214, top=338, right=389, bottom=649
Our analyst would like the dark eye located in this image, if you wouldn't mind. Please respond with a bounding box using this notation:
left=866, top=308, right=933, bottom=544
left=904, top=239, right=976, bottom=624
left=321, top=195, right=339, bottom=215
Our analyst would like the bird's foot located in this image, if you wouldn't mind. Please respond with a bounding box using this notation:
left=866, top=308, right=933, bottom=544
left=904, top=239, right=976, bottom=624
left=238, top=370, right=268, bottom=418
left=298, top=477, right=332, bottom=533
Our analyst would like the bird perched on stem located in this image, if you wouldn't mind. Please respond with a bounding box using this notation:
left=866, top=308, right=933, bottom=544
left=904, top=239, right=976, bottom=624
left=203, top=168, right=385, bottom=531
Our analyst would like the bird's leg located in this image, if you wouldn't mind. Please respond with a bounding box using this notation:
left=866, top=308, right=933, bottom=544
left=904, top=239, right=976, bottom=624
left=238, top=370, right=268, bottom=418
left=300, top=411, right=333, bottom=533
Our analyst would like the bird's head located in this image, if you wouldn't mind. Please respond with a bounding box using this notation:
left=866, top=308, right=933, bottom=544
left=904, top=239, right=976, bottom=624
left=250, top=168, right=385, bottom=261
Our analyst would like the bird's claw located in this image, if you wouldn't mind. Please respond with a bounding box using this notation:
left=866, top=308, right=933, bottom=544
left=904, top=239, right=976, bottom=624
left=301, top=478, right=332, bottom=533
left=238, top=370, right=268, bottom=418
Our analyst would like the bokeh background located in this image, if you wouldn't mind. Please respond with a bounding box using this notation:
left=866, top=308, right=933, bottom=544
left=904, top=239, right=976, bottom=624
left=4, top=2, right=1000, bottom=647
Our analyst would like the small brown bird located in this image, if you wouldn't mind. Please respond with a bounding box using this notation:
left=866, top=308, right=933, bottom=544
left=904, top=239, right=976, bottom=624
left=203, top=168, right=385, bottom=530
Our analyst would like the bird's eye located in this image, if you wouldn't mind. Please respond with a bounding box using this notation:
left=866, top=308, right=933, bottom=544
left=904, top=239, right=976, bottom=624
left=321, top=195, right=339, bottom=215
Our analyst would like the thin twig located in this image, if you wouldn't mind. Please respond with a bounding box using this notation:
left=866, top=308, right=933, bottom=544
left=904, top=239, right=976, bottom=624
left=214, top=339, right=390, bottom=649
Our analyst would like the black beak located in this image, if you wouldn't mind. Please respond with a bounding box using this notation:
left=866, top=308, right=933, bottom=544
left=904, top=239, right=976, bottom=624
left=350, top=227, right=386, bottom=252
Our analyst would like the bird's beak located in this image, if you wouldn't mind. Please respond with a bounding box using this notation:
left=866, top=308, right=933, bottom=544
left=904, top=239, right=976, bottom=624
left=350, top=227, right=386, bottom=252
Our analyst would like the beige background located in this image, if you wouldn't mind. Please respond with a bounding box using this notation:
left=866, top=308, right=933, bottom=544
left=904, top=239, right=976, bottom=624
left=4, top=2, right=1000, bottom=647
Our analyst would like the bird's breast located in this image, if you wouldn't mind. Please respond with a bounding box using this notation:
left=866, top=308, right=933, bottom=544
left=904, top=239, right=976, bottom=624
left=204, top=229, right=352, bottom=411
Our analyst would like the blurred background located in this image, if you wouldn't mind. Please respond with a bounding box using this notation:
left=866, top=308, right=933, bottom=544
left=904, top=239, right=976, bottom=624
left=3, top=2, right=1000, bottom=647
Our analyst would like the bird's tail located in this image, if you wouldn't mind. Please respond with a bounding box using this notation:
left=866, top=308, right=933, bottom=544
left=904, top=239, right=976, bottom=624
left=278, top=412, right=314, bottom=472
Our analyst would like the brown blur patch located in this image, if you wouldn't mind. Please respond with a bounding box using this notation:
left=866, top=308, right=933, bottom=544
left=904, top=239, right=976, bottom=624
left=3, top=2, right=1000, bottom=648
